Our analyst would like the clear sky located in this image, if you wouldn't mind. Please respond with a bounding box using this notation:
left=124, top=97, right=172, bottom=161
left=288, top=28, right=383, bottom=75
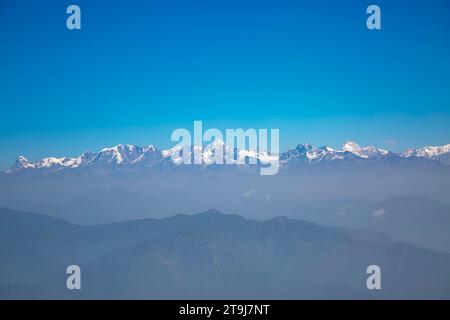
left=1, top=0, right=449, bottom=169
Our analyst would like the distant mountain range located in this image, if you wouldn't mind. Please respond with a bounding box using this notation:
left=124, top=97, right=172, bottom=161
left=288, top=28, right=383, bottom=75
left=2, top=207, right=450, bottom=299
left=1, top=141, right=449, bottom=240
left=4, top=141, right=450, bottom=175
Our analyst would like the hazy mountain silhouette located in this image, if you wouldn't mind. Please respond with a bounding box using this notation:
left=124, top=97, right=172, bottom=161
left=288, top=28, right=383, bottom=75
left=1, top=207, right=450, bottom=299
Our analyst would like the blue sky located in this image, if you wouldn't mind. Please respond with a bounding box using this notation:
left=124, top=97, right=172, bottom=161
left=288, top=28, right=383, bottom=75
left=1, top=0, right=450, bottom=168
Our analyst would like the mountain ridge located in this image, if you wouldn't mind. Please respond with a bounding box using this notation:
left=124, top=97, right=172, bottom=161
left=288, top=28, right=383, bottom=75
left=5, top=141, right=450, bottom=175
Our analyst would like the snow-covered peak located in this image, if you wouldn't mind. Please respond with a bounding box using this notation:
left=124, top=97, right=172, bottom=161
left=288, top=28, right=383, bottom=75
left=16, top=156, right=30, bottom=166
left=318, top=145, right=335, bottom=152
left=280, top=143, right=331, bottom=164
left=12, top=156, right=34, bottom=171
left=97, top=146, right=125, bottom=164
left=295, top=143, right=314, bottom=152
left=343, top=141, right=361, bottom=153
left=36, top=157, right=69, bottom=168
left=342, top=141, right=388, bottom=159
left=142, top=145, right=157, bottom=153
left=17, top=155, right=28, bottom=162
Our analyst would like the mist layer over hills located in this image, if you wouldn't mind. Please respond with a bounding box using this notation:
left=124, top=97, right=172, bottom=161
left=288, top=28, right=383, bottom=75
left=1, top=207, right=450, bottom=300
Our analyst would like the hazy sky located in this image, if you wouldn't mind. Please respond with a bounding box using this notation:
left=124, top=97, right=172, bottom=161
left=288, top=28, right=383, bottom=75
left=1, top=0, right=450, bottom=168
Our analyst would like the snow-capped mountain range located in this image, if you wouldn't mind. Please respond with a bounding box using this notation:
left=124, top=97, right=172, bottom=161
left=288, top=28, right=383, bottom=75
left=401, top=144, right=450, bottom=164
left=5, top=141, right=450, bottom=175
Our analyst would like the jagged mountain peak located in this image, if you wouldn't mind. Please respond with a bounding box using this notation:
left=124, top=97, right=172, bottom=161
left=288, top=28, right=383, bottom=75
left=343, top=141, right=361, bottom=152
